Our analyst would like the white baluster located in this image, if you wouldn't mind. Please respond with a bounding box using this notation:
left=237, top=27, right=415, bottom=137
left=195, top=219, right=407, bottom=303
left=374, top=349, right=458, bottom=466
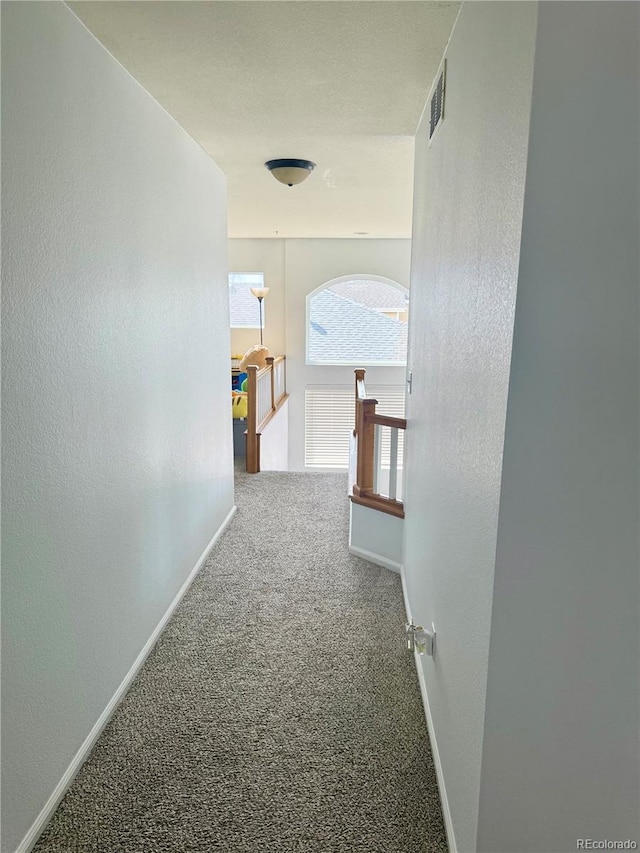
left=373, top=424, right=382, bottom=494
left=389, top=428, right=398, bottom=501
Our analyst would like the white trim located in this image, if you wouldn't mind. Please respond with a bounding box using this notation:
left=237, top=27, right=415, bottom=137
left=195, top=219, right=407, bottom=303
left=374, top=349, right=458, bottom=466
left=15, top=505, right=237, bottom=853
left=400, top=564, right=412, bottom=623
left=412, top=646, right=457, bottom=853
left=348, top=544, right=402, bottom=575
left=400, top=570, right=457, bottom=853
left=306, top=272, right=409, bottom=300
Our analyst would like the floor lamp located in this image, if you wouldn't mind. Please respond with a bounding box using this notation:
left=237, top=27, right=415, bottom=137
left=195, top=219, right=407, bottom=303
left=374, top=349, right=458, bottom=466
left=250, top=287, right=270, bottom=346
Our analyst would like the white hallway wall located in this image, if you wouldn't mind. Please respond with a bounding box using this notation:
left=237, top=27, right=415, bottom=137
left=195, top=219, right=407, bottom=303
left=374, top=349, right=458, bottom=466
left=230, top=238, right=411, bottom=470
left=405, top=3, right=539, bottom=849
left=478, top=3, right=639, bottom=850
left=1, top=4, right=234, bottom=851
left=406, top=2, right=639, bottom=852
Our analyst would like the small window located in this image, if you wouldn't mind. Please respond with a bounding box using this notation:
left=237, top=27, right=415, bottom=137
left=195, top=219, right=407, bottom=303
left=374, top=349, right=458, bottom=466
left=229, top=272, right=265, bottom=328
left=307, top=276, right=409, bottom=366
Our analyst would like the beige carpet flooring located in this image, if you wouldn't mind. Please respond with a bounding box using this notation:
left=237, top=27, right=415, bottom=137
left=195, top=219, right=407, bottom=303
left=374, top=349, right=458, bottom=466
left=34, top=467, right=447, bottom=852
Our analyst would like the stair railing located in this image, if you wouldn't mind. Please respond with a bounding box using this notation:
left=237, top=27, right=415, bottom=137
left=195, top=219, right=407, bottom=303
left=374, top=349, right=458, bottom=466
left=245, top=356, right=287, bottom=473
left=351, top=368, right=406, bottom=518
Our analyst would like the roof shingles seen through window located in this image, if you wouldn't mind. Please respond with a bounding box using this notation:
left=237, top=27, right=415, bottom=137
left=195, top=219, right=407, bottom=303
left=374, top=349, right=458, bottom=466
left=229, top=273, right=264, bottom=328
left=309, top=287, right=408, bottom=364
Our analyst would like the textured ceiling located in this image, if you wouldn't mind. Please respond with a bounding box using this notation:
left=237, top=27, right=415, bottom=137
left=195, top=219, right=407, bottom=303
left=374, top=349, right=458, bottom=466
left=69, top=1, right=460, bottom=238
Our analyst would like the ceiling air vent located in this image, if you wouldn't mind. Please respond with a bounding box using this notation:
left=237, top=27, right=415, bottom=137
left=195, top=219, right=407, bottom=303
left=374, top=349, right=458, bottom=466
left=429, top=60, right=446, bottom=143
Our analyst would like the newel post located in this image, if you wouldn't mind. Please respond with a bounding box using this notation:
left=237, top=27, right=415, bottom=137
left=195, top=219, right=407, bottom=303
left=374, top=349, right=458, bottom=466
left=354, top=368, right=366, bottom=434
left=245, top=365, right=260, bottom=473
left=353, top=397, right=376, bottom=497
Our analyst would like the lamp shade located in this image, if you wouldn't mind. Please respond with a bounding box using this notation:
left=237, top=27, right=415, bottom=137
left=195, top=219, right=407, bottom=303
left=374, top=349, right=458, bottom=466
left=265, top=159, right=315, bottom=187
left=250, top=286, right=270, bottom=300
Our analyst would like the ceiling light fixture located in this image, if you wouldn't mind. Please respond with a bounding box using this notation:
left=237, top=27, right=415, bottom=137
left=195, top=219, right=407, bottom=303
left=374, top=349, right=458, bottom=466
left=265, top=158, right=315, bottom=187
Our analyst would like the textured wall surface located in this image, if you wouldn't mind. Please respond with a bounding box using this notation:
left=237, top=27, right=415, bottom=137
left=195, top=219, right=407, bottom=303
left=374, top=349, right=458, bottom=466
left=403, top=4, right=538, bottom=850
left=1, top=4, right=233, bottom=850
left=478, top=4, right=640, bottom=850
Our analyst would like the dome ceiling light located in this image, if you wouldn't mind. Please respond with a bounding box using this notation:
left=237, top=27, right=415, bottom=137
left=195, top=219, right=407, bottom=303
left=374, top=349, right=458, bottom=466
left=265, top=158, right=316, bottom=187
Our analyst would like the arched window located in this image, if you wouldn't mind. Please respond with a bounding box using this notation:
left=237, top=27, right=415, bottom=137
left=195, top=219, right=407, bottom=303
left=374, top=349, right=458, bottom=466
left=306, top=275, right=409, bottom=366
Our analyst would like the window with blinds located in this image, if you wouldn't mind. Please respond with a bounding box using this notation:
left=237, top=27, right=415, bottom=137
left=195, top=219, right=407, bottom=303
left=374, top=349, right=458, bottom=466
left=305, top=386, right=405, bottom=468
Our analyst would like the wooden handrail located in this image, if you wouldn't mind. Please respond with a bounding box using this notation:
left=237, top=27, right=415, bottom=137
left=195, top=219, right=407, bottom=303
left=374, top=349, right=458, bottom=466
left=364, top=413, right=407, bottom=431
left=245, top=355, right=287, bottom=473
left=351, top=492, right=405, bottom=519
left=351, top=367, right=406, bottom=517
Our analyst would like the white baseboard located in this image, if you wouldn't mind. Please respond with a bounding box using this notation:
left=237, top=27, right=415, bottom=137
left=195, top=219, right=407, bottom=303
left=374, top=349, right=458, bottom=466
left=400, top=569, right=457, bottom=853
left=16, top=505, right=237, bottom=853
left=348, top=544, right=402, bottom=574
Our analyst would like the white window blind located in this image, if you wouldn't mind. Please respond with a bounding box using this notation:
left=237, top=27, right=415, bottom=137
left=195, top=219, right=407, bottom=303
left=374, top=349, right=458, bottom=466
left=305, top=386, right=405, bottom=468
